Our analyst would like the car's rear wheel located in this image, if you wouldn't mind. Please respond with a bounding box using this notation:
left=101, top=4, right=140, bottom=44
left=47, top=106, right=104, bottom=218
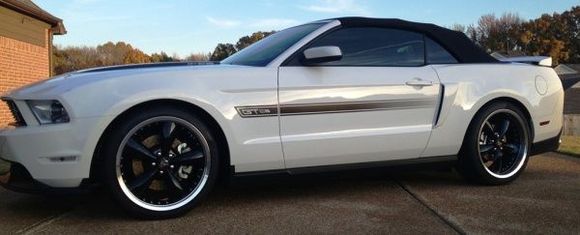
left=102, top=107, right=219, bottom=219
left=457, top=102, right=530, bottom=185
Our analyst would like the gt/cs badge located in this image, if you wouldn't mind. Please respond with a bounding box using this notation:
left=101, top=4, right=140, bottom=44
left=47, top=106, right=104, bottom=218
left=235, top=106, right=277, bottom=118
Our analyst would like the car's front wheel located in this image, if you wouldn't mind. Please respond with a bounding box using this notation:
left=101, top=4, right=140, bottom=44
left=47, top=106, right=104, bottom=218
left=102, top=106, right=220, bottom=219
left=457, top=101, right=531, bottom=185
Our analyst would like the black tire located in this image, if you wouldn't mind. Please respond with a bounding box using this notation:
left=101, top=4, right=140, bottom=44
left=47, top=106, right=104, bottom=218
left=457, top=101, right=531, bottom=185
left=101, top=106, right=220, bottom=219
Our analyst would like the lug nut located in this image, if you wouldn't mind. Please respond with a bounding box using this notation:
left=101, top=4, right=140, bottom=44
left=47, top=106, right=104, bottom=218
left=160, top=170, right=164, bottom=174
left=152, top=162, right=156, bottom=166
left=170, top=165, right=174, bottom=169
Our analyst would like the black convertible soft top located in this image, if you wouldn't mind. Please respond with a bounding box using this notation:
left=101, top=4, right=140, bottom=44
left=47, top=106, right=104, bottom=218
left=331, top=17, right=498, bottom=63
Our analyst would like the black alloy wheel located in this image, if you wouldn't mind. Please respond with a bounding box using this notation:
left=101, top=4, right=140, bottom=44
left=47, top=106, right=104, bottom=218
left=457, top=101, right=530, bottom=185
left=103, top=107, right=220, bottom=219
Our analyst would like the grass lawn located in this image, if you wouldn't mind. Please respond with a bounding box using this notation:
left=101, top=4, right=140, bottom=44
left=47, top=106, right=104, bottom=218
left=558, top=135, right=580, bottom=157
left=0, top=161, right=9, bottom=174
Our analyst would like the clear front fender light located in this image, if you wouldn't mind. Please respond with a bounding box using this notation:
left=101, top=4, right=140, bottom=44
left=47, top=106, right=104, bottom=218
left=27, top=100, right=70, bottom=125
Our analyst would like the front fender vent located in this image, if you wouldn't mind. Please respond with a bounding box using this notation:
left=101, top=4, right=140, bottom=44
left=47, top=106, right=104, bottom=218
left=3, top=100, right=26, bottom=127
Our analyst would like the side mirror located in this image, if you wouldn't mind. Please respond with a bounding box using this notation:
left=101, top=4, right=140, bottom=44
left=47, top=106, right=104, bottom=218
left=302, top=46, right=343, bottom=65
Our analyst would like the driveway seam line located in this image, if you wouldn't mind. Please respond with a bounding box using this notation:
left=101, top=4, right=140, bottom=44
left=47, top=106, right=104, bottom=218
left=394, top=179, right=467, bottom=235
left=16, top=210, right=71, bottom=235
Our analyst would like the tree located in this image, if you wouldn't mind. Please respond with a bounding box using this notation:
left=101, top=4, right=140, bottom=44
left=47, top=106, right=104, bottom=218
left=53, top=41, right=159, bottom=74
left=449, top=6, right=579, bottom=64
left=514, top=9, right=576, bottom=64
left=472, top=13, right=524, bottom=54
left=185, top=52, right=211, bottom=61
left=171, top=53, right=182, bottom=62
left=123, top=49, right=151, bottom=64
left=52, top=45, right=103, bottom=74
left=96, top=41, right=134, bottom=66
left=210, top=43, right=236, bottom=61
left=208, top=31, right=277, bottom=61
left=559, top=6, right=580, bottom=63
left=235, top=31, right=276, bottom=50
left=450, top=24, right=466, bottom=34
left=150, top=52, right=175, bottom=62
left=465, top=25, right=479, bottom=43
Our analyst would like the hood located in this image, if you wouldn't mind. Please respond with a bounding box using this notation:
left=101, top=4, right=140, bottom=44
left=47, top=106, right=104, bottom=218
left=73, top=61, right=219, bottom=74
left=3, top=62, right=234, bottom=99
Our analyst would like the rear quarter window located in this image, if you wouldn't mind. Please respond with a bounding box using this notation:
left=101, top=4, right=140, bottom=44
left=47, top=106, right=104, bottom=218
left=425, top=37, right=458, bottom=64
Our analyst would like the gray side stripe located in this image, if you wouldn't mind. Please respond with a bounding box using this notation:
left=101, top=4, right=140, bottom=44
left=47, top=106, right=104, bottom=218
left=236, top=99, right=435, bottom=118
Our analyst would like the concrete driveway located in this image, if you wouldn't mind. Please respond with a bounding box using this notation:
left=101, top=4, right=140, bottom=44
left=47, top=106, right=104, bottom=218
left=0, top=152, right=579, bottom=234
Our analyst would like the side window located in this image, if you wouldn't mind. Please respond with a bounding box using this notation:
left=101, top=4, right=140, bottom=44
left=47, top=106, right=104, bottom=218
left=425, top=37, right=458, bottom=64
left=296, top=27, right=425, bottom=66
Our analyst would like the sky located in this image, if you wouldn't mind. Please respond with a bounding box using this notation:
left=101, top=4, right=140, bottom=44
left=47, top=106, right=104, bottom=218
left=35, top=0, right=579, bottom=57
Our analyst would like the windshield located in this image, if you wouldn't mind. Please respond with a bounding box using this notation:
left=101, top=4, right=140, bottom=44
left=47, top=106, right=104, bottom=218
left=221, top=23, right=324, bottom=66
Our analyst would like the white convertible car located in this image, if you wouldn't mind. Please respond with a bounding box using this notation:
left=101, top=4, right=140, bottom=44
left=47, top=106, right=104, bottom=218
left=0, top=18, right=563, bottom=218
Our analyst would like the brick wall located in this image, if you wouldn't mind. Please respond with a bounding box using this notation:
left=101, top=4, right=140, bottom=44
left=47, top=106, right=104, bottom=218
left=0, top=30, right=50, bottom=127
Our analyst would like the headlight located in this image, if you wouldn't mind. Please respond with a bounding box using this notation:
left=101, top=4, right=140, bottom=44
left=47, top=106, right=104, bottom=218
left=27, top=100, right=70, bottom=125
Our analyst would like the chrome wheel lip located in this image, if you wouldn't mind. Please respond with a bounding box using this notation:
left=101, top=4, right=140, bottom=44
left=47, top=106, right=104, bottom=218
left=115, top=116, right=211, bottom=212
left=477, top=109, right=529, bottom=179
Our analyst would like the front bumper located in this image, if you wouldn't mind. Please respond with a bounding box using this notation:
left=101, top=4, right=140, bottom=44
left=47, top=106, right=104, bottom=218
left=0, top=159, right=49, bottom=193
left=0, top=116, right=104, bottom=189
left=0, top=158, right=95, bottom=194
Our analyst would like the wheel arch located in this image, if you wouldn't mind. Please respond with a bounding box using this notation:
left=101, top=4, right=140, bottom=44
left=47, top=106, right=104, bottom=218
left=89, top=99, right=231, bottom=183
left=463, top=96, right=535, bottom=147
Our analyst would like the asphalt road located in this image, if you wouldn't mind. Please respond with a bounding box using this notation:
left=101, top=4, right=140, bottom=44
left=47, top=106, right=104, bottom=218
left=0, top=152, right=578, bottom=234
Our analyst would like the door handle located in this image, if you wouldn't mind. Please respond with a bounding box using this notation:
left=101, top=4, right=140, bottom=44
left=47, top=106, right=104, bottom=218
left=405, top=79, right=433, bottom=87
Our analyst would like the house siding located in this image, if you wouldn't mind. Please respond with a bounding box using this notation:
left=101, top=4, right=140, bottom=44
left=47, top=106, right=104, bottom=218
left=0, top=6, right=50, bottom=47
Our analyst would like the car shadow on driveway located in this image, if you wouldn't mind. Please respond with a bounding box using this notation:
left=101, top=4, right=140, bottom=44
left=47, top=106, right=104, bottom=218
left=17, top=164, right=463, bottom=234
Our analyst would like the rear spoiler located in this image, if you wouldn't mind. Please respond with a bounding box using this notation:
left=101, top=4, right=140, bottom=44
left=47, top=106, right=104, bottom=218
left=499, top=56, right=552, bottom=67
